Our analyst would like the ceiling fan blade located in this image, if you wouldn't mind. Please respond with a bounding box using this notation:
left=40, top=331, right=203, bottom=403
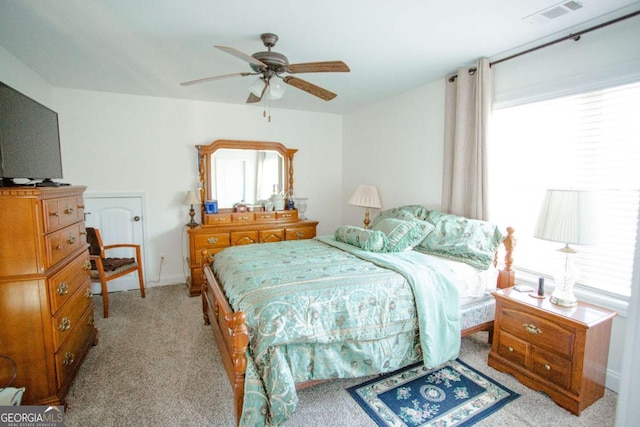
left=246, top=93, right=262, bottom=103
left=180, top=72, right=253, bottom=86
left=287, top=61, right=350, bottom=74
left=246, top=81, right=268, bottom=104
left=283, top=76, right=337, bottom=101
left=215, top=45, right=267, bottom=69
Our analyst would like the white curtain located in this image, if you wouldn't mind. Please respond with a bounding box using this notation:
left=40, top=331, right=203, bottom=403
left=442, top=58, right=492, bottom=220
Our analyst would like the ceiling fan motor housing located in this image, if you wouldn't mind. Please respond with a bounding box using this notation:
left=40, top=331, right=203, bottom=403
left=250, top=51, right=289, bottom=73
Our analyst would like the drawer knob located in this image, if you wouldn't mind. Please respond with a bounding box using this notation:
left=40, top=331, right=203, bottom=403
left=57, top=282, right=69, bottom=295
left=67, top=236, right=77, bottom=245
left=85, top=288, right=93, bottom=299
left=207, top=237, right=218, bottom=244
left=522, top=323, right=542, bottom=335
left=88, top=316, right=95, bottom=327
left=544, top=364, right=551, bottom=371
left=59, top=317, right=71, bottom=331
left=62, top=352, right=75, bottom=367
left=64, top=205, right=75, bottom=215
left=49, top=210, right=59, bottom=217
left=82, top=260, right=92, bottom=270
left=55, top=245, right=62, bottom=251
left=281, top=214, right=291, bottom=218
left=508, top=346, right=514, bottom=352
left=296, top=231, right=304, bottom=237
left=238, top=216, right=249, bottom=221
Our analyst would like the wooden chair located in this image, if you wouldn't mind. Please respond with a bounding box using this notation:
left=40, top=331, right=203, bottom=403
left=86, top=227, right=145, bottom=318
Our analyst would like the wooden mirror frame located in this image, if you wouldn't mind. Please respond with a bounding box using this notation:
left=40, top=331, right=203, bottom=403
left=196, top=139, right=298, bottom=220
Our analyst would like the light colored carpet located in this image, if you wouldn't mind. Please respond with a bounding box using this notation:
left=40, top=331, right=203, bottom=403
left=65, top=284, right=617, bottom=426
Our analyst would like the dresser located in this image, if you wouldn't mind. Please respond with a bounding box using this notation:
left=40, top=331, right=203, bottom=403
left=187, top=208, right=318, bottom=296
left=0, top=186, right=98, bottom=405
left=488, top=287, right=616, bottom=415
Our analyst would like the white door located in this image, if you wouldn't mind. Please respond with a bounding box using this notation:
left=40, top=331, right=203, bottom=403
left=84, top=195, right=145, bottom=294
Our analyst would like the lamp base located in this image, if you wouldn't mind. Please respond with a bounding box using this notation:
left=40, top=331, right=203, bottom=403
left=550, top=293, right=578, bottom=307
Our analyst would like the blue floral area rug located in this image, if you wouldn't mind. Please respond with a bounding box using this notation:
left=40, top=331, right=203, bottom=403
left=347, top=359, right=519, bottom=426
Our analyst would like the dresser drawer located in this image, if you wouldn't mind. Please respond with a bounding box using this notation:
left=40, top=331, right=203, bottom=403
left=285, top=226, right=316, bottom=241
left=276, top=210, right=298, bottom=221
left=204, top=213, right=232, bottom=225
left=497, top=331, right=528, bottom=368
left=531, top=346, right=572, bottom=390
left=260, top=229, right=284, bottom=243
left=232, top=212, right=255, bottom=223
left=46, top=223, right=84, bottom=268
left=255, top=212, right=276, bottom=222
left=43, top=196, right=82, bottom=232
left=54, top=305, right=95, bottom=388
left=231, top=231, right=258, bottom=245
left=52, top=278, right=93, bottom=351
left=194, top=233, right=230, bottom=250
left=48, top=251, right=91, bottom=314
left=500, top=307, right=575, bottom=359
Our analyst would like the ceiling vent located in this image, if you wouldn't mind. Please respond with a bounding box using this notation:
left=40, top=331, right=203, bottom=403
left=524, top=1, right=585, bottom=24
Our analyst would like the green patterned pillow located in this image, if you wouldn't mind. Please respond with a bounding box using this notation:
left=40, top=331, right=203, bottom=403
left=416, top=210, right=505, bottom=269
left=370, top=205, right=430, bottom=229
left=371, top=218, right=433, bottom=252
left=334, top=225, right=388, bottom=252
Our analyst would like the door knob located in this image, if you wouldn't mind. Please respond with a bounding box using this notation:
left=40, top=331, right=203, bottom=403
left=133, top=216, right=141, bottom=221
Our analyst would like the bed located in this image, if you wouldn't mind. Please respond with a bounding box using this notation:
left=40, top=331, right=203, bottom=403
left=200, top=206, right=516, bottom=426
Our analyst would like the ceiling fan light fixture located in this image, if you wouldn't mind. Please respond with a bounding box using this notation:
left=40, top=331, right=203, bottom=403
left=249, top=77, right=265, bottom=97
left=269, top=79, right=286, bottom=100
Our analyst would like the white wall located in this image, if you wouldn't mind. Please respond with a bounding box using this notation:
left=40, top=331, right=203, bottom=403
left=342, top=80, right=446, bottom=227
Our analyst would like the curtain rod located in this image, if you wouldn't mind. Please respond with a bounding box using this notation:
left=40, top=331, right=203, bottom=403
left=448, top=9, right=640, bottom=82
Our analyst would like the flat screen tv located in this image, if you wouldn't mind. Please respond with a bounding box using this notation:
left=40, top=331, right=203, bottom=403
left=0, top=81, right=65, bottom=187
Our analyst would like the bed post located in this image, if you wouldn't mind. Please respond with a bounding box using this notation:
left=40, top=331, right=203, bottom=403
left=201, top=250, right=213, bottom=325
left=228, top=312, right=249, bottom=426
left=497, top=227, right=516, bottom=289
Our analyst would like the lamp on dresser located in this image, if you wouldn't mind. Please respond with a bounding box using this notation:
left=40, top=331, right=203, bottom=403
left=349, top=185, right=381, bottom=229
left=183, top=190, right=200, bottom=228
left=533, top=189, right=596, bottom=307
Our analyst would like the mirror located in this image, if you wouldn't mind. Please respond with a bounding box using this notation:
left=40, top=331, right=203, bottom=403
left=197, top=139, right=298, bottom=212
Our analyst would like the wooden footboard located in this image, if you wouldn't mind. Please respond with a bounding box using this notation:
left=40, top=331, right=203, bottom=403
left=201, top=227, right=516, bottom=426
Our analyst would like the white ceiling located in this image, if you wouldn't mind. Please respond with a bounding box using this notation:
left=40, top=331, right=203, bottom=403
left=1, top=0, right=639, bottom=114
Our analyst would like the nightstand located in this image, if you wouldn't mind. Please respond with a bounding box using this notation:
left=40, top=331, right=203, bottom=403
left=488, top=287, right=616, bottom=415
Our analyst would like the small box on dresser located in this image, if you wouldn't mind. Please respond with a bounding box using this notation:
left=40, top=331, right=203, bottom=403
left=488, top=287, right=616, bottom=415
left=187, top=208, right=318, bottom=296
left=0, top=186, right=98, bottom=406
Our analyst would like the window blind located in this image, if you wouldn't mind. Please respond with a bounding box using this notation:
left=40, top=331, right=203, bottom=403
left=488, top=81, right=640, bottom=297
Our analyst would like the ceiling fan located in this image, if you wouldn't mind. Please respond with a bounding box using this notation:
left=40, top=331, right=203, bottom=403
left=180, top=33, right=350, bottom=103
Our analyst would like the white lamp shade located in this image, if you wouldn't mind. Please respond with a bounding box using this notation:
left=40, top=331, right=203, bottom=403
left=349, top=185, right=381, bottom=209
left=183, top=190, right=200, bottom=205
left=249, top=77, right=286, bottom=100
left=249, top=78, right=266, bottom=97
left=534, top=189, right=596, bottom=245
left=269, top=79, right=286, bottom=99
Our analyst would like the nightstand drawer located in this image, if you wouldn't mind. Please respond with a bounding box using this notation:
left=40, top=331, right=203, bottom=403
left=531, top=346, right=572, bottom=389
left=501, top=308, right=575, bottom=359
left=497, top=331, right=528, bottom=367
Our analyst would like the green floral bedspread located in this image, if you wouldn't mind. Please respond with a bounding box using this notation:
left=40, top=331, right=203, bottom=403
left=211, top=236, right=460, bottom=426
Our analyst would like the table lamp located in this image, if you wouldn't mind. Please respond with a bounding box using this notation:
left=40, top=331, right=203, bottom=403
left=533, top=189, right=596, bottom=307
left=349, top=185, right=381, bottom=229
left=183, top=190, right=200, bottom=228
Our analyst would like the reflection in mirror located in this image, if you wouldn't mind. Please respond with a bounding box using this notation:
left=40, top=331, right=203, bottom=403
left=212, top=149, right=284, bottom=208
left=197, top=139, right=297, bottom=215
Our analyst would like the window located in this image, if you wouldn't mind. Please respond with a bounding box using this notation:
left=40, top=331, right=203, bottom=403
left=488, top=81, right=640, bottom=297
